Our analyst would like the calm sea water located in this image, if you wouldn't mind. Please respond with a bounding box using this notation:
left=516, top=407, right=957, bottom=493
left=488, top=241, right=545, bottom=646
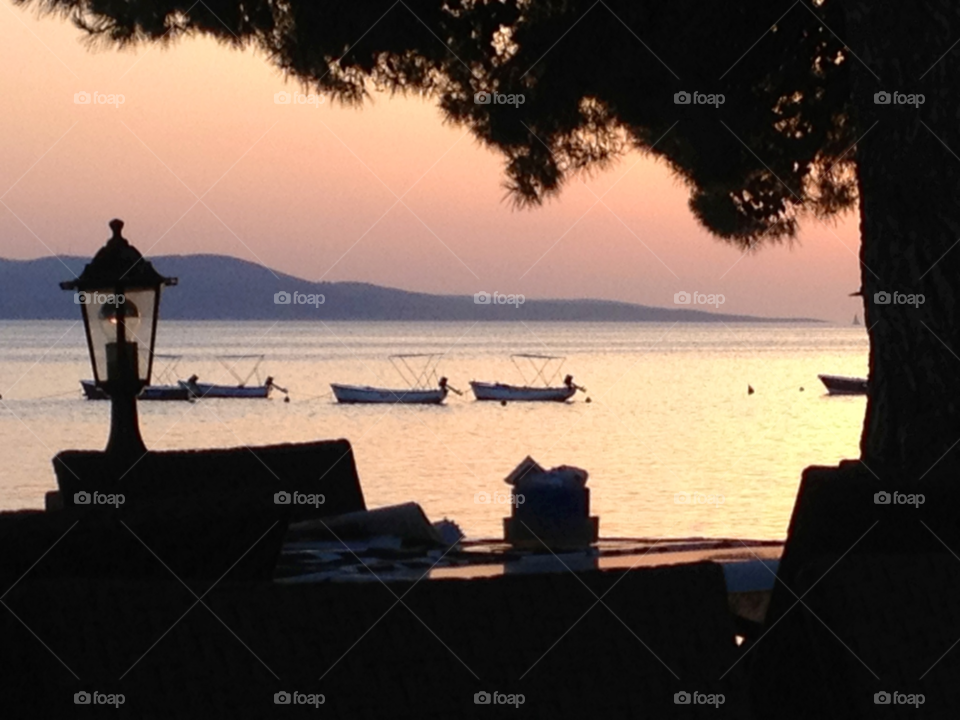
left=0, top=321, right=868, bottom=540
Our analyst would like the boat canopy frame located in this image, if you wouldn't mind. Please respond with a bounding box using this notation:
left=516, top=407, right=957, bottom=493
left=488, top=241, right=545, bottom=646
left=212, top=354, right=266, bottom=387
left=388, top=354, right=448, bottom=390
left=510, top=354, right=567, bottom=388
left=152, top=354, right=184, bottom=386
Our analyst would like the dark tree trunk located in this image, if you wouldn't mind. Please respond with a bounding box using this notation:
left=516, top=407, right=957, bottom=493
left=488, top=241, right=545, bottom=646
left=843, top=0, right=960, bottom=475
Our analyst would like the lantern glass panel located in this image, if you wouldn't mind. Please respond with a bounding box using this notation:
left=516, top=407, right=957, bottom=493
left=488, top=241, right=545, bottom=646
left=83, top=287, right=158, bottom=385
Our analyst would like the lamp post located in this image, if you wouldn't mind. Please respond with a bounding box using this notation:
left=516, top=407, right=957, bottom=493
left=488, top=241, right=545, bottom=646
left=61, top=219, right=177, bottom=464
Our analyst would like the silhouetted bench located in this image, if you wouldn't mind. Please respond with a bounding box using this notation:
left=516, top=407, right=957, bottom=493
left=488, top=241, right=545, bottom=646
left=53, top=440, right=366, bottom=522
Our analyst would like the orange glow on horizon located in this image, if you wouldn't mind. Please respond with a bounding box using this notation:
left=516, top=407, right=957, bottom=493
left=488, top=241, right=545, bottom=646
left=0, top=9, right=862, bottom=322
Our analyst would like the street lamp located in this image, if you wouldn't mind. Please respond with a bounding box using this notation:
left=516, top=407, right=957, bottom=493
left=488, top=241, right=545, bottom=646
left=61, top=219, right=177, bottom=462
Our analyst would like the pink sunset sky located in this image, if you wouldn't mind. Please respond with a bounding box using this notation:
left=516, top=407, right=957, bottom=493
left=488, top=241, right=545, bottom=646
left=1, top=6, right=864, bottom=321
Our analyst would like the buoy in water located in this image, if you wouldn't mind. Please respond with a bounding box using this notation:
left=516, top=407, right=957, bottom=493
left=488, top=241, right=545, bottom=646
left=500, top=400, right=507, bottom=406
left=748, top=385, right=755, bottom=395
left=284, top=396, right=290, bottom=403
left=585, top=397, right=592, bottom=403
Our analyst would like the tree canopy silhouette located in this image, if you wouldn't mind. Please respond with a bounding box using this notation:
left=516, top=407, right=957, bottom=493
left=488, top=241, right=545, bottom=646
left=20, top=0, right=960, bottom=473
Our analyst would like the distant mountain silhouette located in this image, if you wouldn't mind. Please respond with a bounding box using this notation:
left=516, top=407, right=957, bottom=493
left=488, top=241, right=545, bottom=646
left=0, top=255, right=820, bottom=322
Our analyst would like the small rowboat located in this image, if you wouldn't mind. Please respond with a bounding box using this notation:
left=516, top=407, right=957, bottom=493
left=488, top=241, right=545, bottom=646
left=470, top=381, right=576, bottom=402
left=178, top=355, right=287, bottom=399
left=332, top=355, right=460, bottom=405
left=818, top=374, right=868, bottom=395
left=331, top=383, right=449, bottom=405
left=81, top=380, right=191, bottom=401
left=80, top=355, right=191, bottom=401
left=180, top=378, right=275, bottom=399
left=471, top=355, right=585, bottom=403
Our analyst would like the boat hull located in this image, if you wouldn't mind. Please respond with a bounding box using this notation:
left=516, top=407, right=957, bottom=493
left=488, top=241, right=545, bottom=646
left=80, top=380, right=190, bottom=401
left=818, top=374, right=868, bottom=396
left=331, top=384, right=447, bottom=404
left=470, top=381, right=576, bottom=402
left=179, top=381, right=271, bottom=399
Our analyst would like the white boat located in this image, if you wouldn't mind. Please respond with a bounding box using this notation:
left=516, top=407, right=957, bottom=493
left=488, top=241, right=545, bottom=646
left=332, top=355, right=460, bottom=405
left=179, top=355, right=287, bottom=399
left=818, top=374, right=868, bottom=395
left=471, top=355, right=584, bottom=403
left=470, top=381, right=576, bottom=402
left=331, top=382, right=449, bottom=405
left=81, top=355, right=191, bottom=401
left=81, top=380, right=191, bottom=401
left=180, top=377, right=275, bottom=398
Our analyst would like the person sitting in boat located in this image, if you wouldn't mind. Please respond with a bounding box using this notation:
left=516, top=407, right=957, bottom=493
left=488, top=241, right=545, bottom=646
left=264, top=376, right=289, bottom=394
left=564, top=374, right=575, bottom=389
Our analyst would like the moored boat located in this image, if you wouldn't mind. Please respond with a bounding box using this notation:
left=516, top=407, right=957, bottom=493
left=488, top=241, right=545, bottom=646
left=331, top=355, right=460, bottom=405
left=80, top=380, right=191, bottom=401
left=180, top=377, right=275, bottom=398
left=818, top=374, right=868, bottom=395
left=470, top=381, right=577, bottom=402
left=472, top=355, right=585, bottom=403
left=178, top=355, right=287, bottom=399
left=80, top=354, right=191, bottom=401
left=331, top=382, right=449, bottom=405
